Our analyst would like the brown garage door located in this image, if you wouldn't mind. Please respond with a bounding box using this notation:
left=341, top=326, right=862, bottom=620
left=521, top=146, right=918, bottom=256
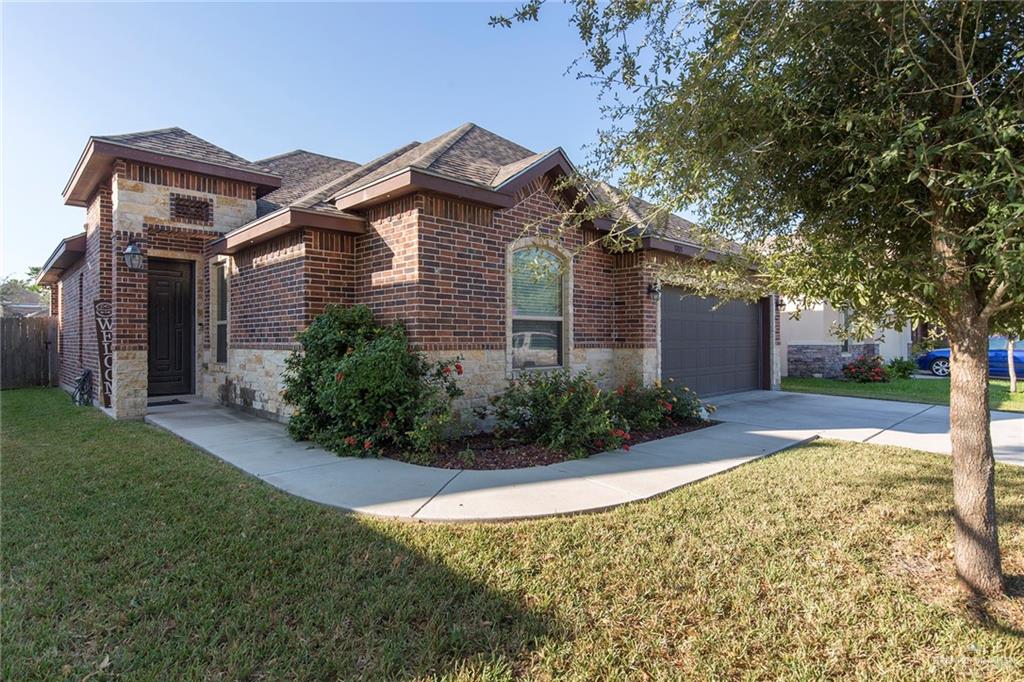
left=660, top=288, right=763, bottom=396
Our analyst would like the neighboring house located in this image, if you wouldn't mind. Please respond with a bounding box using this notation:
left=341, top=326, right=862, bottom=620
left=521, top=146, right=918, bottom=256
left=780, top=299, right=913, bottom=378
left=0, top=278, right=49, bottom=317
left=37, top=123, right=781, bottom=422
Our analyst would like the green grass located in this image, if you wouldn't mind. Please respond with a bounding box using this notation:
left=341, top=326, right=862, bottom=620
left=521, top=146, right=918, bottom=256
left=783, top=376, right=1024, bottom=413
left=3, top=388, right=1024, bottom=680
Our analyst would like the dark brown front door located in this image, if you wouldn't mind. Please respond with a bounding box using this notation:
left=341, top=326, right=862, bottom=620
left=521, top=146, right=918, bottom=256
left=148, top=259, right=193, bottom=396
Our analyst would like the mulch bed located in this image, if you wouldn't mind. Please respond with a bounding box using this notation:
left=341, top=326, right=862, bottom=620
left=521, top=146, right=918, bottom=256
left=386, top=419, right=717, bottom=470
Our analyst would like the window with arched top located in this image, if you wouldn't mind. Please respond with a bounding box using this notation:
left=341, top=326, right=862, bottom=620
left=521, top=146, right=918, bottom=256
left=509, top=245, right=567, bottom=369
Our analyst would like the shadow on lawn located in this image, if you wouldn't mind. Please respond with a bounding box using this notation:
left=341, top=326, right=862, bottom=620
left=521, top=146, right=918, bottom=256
left=1, top=389, right=558, bottom=679
left=814, top=440, right=1024, bottom=636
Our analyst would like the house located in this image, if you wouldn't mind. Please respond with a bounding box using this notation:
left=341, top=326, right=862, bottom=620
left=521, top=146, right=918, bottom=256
left=779, top=299, right=913, bottom=378
left=37, top=123, right=781, bottom=422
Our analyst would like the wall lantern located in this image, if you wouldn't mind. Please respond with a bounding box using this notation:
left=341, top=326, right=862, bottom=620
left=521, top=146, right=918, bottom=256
left=647, top=281, right=662, bottom=302
left=123, top=241, right=145, bottom=272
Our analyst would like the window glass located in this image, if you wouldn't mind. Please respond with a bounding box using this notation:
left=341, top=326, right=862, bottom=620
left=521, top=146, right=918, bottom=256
left=511, top=248, right=562, bottom=317
left=214, top=263, right=228, bottom=363
left=511, top=319, right=562, bottom=369
left=989, top=336, right=1007, bottom=351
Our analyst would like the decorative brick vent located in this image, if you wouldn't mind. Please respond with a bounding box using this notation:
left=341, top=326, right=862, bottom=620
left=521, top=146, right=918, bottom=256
left=169, top=193, right=214, bottom=226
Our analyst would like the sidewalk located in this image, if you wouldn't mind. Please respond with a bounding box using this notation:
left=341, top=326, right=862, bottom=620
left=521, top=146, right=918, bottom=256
left=145, top=397, right=813, bottom=521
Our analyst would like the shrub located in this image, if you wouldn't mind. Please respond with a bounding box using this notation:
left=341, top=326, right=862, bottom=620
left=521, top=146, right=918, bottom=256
left=885, top=357, right=918, bottom=380
left=283, top=305, right=462, bottom=456
left=610, top=379, right=710, bottom=431
left=479, top=370, right=628, bottom=458
left=842, top=355, right=889, bottom=383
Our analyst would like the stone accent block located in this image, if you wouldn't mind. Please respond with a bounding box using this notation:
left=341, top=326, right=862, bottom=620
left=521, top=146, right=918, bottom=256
left=787, top=343, right=879, bottom=378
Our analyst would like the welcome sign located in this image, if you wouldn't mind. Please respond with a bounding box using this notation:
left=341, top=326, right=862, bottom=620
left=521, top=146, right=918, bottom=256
left=94, top=300, right=113, bottom=407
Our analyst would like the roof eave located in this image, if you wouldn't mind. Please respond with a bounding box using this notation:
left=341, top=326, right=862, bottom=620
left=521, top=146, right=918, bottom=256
left=37, top=232, right=87, bottom=285
left=211, top=207, right=366, bottom=256
left=334, top=168, right=516, bottom=211
left=62, top=138, right=283, bottom=207
left=640, top=235, right=730, bottom=262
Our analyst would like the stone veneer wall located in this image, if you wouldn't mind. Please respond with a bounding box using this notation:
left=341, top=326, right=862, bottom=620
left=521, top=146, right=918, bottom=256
left=787, top=342, right=879, bottom=378
left=201, top=348, right=293, bottom=422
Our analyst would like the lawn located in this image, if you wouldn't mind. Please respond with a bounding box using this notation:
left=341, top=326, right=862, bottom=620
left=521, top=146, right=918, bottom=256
left=783, top=376, right=1024, bottom=413
left=3, top=388, right=1024, bottom=680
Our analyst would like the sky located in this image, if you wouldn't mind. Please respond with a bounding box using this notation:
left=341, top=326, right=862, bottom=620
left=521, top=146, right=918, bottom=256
left=1, top=1, right=611, bottom=279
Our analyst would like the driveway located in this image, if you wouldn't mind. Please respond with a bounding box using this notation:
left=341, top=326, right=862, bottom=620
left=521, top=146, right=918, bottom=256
left=713, top=391, right=1024, bottom=465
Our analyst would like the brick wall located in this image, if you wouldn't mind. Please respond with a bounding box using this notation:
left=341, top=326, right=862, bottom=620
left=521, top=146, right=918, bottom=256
left=355, top=195, right=421, bottom=330
left=230, top=232, right=306, bottom=349
left=383, top=176, right=625, bottom=352
left=303, top=228, right=356, bottom=320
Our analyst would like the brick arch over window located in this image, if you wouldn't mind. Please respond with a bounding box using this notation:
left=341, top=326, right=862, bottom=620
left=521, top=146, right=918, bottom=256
left=506, top=237, right=574, bottom=373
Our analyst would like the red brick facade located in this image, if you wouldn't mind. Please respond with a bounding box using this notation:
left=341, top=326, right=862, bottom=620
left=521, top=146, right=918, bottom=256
left=47, top=156, right=731, bottom=420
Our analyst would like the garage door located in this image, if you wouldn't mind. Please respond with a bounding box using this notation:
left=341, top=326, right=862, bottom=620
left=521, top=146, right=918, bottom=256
left=660, top=288, right=764, bottom=396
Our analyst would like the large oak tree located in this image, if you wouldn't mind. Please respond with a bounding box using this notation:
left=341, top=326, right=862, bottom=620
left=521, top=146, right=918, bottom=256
left=498, top=1, right=1024, bottom=595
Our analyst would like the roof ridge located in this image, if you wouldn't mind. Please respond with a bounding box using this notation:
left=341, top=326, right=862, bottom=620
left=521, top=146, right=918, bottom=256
left=420, top=122, right=477, bottom=172
left=292, top=141, right=422, bottom=209
left=94, top=126, right=184, bottom=140
left=257, top=148, right=354, bottom=165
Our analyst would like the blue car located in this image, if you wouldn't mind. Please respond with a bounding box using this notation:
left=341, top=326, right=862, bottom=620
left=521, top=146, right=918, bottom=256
left=917, top=335, right=1024, bottom=377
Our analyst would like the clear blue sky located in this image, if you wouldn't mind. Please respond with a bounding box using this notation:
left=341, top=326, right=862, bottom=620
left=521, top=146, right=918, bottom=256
left=1, top=1, right=609, bottom=279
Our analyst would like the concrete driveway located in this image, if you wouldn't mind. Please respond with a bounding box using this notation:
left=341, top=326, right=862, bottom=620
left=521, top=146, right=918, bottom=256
left=713, top=391, right=1024, bottom=465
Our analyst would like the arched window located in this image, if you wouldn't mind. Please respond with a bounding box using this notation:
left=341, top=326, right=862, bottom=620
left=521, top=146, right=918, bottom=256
left=510, top=246, right=565, bottom=369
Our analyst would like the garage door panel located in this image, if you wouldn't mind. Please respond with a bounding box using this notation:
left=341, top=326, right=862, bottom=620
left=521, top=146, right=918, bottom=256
left=660, top=289, right=763, bottom=397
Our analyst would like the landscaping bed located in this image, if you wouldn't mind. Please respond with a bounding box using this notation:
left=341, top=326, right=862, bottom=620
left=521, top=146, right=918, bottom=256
left=387, top=418, right=715, bottom=470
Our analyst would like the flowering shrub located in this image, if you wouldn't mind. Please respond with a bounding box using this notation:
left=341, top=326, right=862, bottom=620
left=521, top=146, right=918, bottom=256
left=610, top=379, right=711, bottom=431
left=283, top=305, right=462, bottom=456
left=886, top=357, right=918, bottom=380
left=841, top=354, right=889, bottom=383
left=478, top=370, right=628, bottom=458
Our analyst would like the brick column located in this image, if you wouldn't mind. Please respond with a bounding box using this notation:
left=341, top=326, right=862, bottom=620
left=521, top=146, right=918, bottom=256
left=612, top=251, right=659, bottom=386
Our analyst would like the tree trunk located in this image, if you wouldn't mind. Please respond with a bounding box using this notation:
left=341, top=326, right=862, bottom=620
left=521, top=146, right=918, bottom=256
left=947, top=322, right=1003, bottom=596
left=1009, top=338, right=1017, bottom=393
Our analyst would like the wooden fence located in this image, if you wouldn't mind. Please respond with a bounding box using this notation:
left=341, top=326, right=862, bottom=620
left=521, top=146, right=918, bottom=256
left=1, top=317, right=58, bottom=389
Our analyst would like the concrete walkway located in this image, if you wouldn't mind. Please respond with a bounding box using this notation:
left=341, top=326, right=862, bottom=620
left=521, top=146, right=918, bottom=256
left=145, top=398, right=813, bottom=521
left=712, top=391, right=1024, bottom=465
left=144, top=390, right=1024, bottom=522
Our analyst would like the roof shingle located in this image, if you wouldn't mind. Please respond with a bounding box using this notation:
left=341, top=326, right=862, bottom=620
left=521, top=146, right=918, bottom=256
left=94, top=127, right=271, bottom=175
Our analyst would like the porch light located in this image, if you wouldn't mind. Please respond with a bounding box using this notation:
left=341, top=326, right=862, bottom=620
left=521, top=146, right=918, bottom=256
left=123, top=242, right=144, bottom=272
left=647, top=282, right=662, bottom=302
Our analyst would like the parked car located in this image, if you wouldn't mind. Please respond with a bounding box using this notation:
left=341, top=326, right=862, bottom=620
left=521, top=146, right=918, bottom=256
left=917, top=335, right=1024, bottom=377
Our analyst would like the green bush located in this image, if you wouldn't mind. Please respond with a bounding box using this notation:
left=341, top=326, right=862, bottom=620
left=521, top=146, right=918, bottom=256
left=478, top=370, right=628, bottom=458
left=611, top=379, right=710, bottom=431
left=282, top=305, right=463, bottom=456
left=885, top=357, right=918, bottom=380
left=478, top=372, right=714, bottom=458
left=841, top=354, right=888, bottom=383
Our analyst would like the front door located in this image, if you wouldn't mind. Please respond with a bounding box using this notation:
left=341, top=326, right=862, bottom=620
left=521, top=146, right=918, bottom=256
left=148, top=259, right=194, bottom=396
